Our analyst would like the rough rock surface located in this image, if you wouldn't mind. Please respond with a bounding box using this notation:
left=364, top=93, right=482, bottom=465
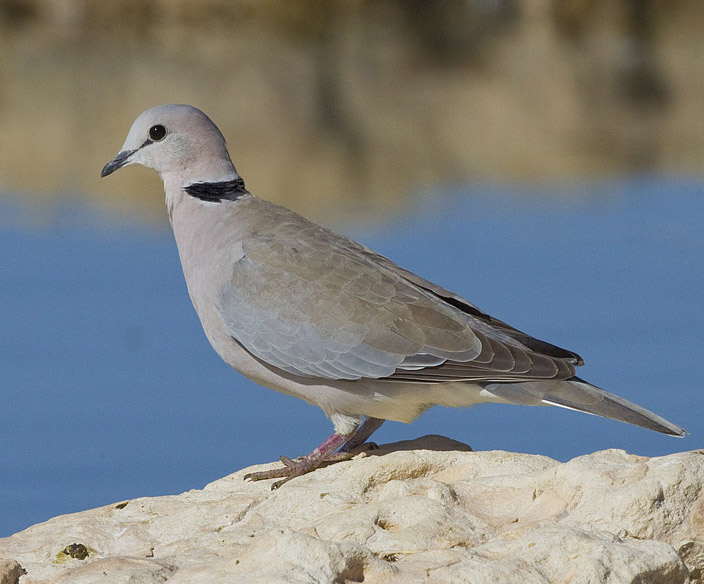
left=1, top=436, right=702, bottom=584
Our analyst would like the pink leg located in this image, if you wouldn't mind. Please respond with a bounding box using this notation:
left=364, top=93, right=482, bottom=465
left=244, top=431, right=351, bottom=490
left=340, top=417, right=384, bottom=452
left=243, top=417, right=385, bottom=490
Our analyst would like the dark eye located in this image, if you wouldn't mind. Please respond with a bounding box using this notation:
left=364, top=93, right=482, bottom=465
left=149, top=124, right=167, bottom=141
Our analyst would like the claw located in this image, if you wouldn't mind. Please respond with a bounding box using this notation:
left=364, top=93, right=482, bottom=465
left=244, top=466, right=291, bottom=482
left=242, top=418, right=386, bottom=487
left=279, top=456, right=296, bottom=467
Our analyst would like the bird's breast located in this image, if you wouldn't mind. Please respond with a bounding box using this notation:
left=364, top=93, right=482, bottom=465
left=169, top=196, right=250, bottom=339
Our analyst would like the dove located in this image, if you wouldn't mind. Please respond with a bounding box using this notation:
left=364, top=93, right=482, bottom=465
left=102, top=104, right=685, bottom=488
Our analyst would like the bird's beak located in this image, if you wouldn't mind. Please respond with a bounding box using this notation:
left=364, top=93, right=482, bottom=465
left=101, top=149, right=136, bottom=177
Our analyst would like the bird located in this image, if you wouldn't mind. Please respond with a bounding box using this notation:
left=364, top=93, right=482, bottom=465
left=101, top=104, right=685, bottom=489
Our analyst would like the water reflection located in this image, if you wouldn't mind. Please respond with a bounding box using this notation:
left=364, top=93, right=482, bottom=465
left=1, top=1, right=703, bottom=223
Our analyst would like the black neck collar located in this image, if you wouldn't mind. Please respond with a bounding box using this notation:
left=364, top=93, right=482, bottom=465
left=183, top=178, right=248, bottom=203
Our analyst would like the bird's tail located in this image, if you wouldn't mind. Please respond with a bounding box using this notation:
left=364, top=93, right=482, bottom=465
left=483, top=377, right=686, bottom=437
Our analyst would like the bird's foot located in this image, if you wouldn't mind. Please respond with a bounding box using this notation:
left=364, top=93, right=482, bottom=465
left=244, top=431, right=349, bottom=490
left=243, top=418, right=385, bottom=490
left=325, top=441, right=379, bottom=461
left=245, top=446, right=377, bottom=490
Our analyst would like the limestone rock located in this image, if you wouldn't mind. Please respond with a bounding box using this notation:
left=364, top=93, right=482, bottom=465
left=0, top=436, right=701, bottom=583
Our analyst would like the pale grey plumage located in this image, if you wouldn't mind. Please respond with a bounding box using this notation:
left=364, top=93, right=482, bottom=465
left=101, top=104, right=685, bottom=485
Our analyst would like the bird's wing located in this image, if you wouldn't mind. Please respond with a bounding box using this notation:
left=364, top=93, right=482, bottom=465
left=367, top=250, right=584, bottom=365
left=220, top=220, right=578, bottom=382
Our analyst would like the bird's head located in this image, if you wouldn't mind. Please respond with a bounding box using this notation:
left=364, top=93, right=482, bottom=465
left=101, top=104, right=238, bottom=190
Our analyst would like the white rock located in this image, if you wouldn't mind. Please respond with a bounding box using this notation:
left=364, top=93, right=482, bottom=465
left=0, top=437, right=701, bottom=584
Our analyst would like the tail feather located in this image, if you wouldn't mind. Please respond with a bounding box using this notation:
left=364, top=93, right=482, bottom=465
left=483, top=377, right=686, bottom=437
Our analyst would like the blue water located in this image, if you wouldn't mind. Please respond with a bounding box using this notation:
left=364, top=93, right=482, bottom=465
left=1, top=178, right=702, bottom=537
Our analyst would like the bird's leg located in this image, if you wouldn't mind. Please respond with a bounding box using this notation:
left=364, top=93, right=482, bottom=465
left=320, top=417, right=385, bottom=464
left=243, top=417, right=385, bottom=490
left=338, top=417, right=384, bottom=453
left=244, top=431, right=351, bottom=489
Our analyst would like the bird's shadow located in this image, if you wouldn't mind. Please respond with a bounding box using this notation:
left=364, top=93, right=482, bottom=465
left=353, top=434, right=473, bottom=458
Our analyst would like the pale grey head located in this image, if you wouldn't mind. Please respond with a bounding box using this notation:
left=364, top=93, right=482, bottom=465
left=101, top=104, right=239, bottom=191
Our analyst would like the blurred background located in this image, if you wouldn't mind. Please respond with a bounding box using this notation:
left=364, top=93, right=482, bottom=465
left=1, top=0, right=702, bottom=537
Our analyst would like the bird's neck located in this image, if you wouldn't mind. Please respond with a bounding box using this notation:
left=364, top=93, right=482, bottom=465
left=163, top=163, right=242, bottom=221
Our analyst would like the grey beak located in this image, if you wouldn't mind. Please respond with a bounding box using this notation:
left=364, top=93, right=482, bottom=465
left=101, top=149, right=135, bottom=177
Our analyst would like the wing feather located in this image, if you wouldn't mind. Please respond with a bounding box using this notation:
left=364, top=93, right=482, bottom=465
left=219, top=219, right=581, bottom=383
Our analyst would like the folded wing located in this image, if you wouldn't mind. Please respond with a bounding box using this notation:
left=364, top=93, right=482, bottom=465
left=220, top=220, right=579, bottom=384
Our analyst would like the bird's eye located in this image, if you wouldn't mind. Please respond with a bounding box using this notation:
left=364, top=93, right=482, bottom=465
left=149, top=124, right=167, bottom=141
